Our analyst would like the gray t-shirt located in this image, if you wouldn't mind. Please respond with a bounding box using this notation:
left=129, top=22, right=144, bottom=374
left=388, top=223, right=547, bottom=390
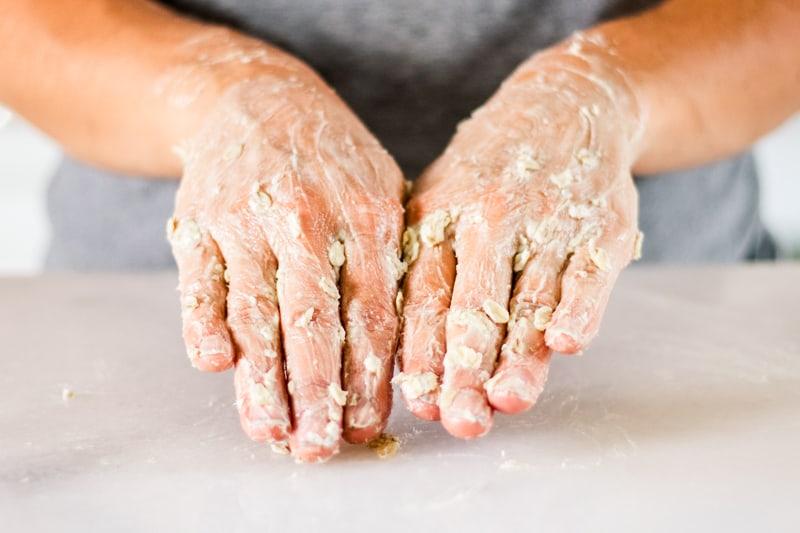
left=45, top=0, right=775, bottom=269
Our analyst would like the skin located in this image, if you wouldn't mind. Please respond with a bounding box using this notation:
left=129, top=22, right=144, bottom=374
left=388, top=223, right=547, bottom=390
left=398, top=40, right=643, bottom=436
left=2, top=1, right=405, bottom=462
left=169, top=74, right=405, bottom=460
left=400, top=1, right=800, bottom=437
left=1, top=0, right=798, bottom=456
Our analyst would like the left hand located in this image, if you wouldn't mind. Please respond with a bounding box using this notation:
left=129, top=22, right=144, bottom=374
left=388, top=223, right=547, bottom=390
left=396, top=35, right=644, bottom=438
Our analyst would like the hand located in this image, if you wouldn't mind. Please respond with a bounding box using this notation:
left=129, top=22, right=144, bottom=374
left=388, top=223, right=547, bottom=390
left=396, top=35, right=644, bottom=438
left=168, top=65, right=405, bottom=462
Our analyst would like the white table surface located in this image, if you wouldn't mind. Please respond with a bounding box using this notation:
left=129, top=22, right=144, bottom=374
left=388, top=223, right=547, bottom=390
left=1, top=265, right=799, bottom=532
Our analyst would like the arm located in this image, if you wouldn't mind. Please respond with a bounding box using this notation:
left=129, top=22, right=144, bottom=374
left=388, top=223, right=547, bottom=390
left=1, top=0, right=406, bottom=463
left=0, top=0, right=308, bottom=176
left=600, top=0, right=800, bottom=174
left=398, top=0, right=800, bottom=438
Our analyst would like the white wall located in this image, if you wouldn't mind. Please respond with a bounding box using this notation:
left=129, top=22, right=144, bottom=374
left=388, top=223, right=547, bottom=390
left=1, top=108, right=799, bottom=274
left=0, top=110, right=60, bottom=274
left=756, top=115, right=800, bottom=255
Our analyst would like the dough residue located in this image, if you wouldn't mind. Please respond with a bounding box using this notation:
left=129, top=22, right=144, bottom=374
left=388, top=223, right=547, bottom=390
left=328, top=240, right=346, bottom=269
left=447, top=345, right=483, bottom=369
left=328, top=382, right=348, bottom=407
left=482, top=298, right=510, bottom=324
left=222, top=143, right=244, bottom=161
left=589, top=245, right=612, bottom=272
left=419, top=209, right=452, bottom=246
left=533, top=306, right=553, bottom=331
left=393, top=371, right=438, bottom=400
left=367, top=433, right=400, bottom=459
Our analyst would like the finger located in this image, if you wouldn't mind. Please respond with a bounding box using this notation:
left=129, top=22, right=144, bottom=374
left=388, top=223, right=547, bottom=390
left=439, top=221, right=514, bottom=439
left=276, top=233, right=346, bottom=463
left=485, top=236, right=565, bottom=414
left=340, top=207, right=404, bottom=444
left=218, top=239, right=291, bottom=448
left=396, top=226, right=456, bottom=422
left=167, top=216, right=234, bottom=372
left=545, top=226, right=636, bottom=354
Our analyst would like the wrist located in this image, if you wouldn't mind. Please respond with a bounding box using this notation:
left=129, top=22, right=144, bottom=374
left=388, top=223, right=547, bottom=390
left=156, top=27, right=325, bottom=172
left=503, top=32, right=647, bottom=168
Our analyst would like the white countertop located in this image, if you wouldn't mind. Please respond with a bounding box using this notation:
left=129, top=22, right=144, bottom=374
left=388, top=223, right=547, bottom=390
left=1, top=265, right=799, bottom=532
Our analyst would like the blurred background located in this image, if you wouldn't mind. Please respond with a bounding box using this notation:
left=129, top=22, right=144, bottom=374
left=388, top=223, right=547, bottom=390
left=1, top=105, right=798, bottom=274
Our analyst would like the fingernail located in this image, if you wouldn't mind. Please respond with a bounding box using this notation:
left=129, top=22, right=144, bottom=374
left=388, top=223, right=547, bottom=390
left=485, top=369, right=542, bottom=414
left=405, top=397, right=441, bottom=421
left=545, top=328, right=583, bottom=354
left=440, top=388, right=492, bottom=439
left=188, top=333, right=233, bottom=371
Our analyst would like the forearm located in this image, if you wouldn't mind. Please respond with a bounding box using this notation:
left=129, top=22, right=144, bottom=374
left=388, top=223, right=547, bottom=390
left=0, top=0, right=314, bottom=177
left=571, top=0, right=800, bottom=174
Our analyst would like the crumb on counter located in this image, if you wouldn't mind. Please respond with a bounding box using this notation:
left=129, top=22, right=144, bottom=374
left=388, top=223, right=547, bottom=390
left=367, top=433, right=400, bottom=459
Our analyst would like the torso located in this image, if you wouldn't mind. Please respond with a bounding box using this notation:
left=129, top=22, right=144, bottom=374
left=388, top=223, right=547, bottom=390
left=45, top=0, right=773, bottom=269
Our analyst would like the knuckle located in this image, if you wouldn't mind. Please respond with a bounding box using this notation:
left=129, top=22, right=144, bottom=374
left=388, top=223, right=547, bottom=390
left=346, top=305, right=397, bottom=338
left=226, top=291, right=262, bottom=326
left=512, top=290, right=557, bottom=313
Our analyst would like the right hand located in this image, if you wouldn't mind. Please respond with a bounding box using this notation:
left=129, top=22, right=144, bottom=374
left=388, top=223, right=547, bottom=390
left=167, top=63, right=405, bottom=463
